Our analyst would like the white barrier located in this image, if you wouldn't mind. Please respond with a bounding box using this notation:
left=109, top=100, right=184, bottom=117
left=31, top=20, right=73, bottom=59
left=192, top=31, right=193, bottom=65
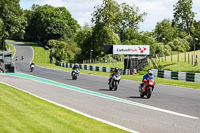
left=152, top=69, right=158, bottom=77
left=178, top=72, right=186, bottom=81
left=195, top=73, right=200, bottom=83
left=164, top=70, right=171, bottom=79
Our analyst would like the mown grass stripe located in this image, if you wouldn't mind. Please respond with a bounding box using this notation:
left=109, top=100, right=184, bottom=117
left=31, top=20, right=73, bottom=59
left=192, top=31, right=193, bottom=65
left=0, top=82, right=131, bottom=133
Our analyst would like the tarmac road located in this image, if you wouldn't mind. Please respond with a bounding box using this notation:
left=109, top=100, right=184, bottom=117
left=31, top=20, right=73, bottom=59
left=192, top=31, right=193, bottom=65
left=3, top=41, right=200, bottom=133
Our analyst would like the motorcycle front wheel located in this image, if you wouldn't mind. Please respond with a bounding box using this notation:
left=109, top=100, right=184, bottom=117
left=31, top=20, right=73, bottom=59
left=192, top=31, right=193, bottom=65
left=114, top=81, right=118, bottom=91
left=146, top=89, right=152, bottom=99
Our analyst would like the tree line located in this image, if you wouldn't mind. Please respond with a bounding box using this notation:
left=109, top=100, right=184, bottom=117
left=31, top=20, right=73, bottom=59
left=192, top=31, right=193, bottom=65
left=0, top=0, right=199, bottom=62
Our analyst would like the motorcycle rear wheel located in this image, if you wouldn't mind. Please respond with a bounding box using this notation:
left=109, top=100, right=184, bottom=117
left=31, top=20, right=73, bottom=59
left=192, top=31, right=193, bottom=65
left=74, top=75, right=77, bottom=80
left=140, top=92, right=144, bottom=98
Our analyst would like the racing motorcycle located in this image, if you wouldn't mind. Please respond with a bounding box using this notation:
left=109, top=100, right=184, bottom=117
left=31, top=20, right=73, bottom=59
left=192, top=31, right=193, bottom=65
left=139, top=78, right=155, bottom=99
left=72, top=69, right=80, bottom=80
left=30, top=64, right=35, bottom=72
left=109, top=74, right=121, bottom=91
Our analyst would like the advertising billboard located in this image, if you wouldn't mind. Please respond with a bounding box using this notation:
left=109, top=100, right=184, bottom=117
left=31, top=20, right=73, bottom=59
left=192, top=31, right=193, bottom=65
left=113, top=45, right=150, bottom=55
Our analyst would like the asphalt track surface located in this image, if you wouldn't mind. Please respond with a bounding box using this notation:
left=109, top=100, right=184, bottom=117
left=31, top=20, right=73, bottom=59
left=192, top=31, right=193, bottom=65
left=3, top=41, right=200, bottom=133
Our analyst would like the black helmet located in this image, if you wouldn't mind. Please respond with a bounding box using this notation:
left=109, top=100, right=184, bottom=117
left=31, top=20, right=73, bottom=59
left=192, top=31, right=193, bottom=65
left=114, top=67, right=119, bottom=72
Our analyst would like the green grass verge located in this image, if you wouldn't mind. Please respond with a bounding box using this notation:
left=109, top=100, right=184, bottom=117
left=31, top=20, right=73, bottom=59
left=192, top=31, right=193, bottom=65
left=0, top=83, right=129, bottom=133
left=22, top=42, right=50, bottom=64
left=6, top=43, right=15, bottom=56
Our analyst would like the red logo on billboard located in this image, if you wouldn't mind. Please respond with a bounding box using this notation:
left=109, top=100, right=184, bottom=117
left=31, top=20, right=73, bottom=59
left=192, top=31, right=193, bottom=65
left=130, top=49, right=137, bottom=52
left=138, top=47, right=147, bottom=53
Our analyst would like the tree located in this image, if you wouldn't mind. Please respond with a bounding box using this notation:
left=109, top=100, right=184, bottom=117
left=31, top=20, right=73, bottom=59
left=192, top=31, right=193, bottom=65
left=45, top=20, right=67, bottom=41
left=153, top=19, right=176, bottom=43
left=47, top=40, right=81, bottom=62
left=167, top=37, right=190, bottom=52
left=193, top=21, right=200, bottom=50
left=172, top=0, right=195, bottom=35
left=75, top=24, right=93, bottom=60
left=92, top=0, right=146, bottom=42
left=24, top=5, right=79, bottom=43
left=90, top=0, right=146, bottom=57
left=91, top=23, right=121, bottom=57
left=0, top=0, right=26, bottom=49
left=92, top=0, right=121, bottom=28
left=118, top=3, right=146, bottom=41
left=0, top=18, right=3, bottom=41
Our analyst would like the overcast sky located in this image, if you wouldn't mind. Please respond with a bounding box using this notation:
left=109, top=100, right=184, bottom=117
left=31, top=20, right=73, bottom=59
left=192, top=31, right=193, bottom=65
left=20, top=0, right=200, bottom=31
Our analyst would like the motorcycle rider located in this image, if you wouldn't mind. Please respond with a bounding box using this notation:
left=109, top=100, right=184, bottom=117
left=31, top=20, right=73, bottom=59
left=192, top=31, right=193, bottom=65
left=139, top=69, right=155, bottom=92
left=30, top=62, right=35, bottom=68
left=71, top=63, right=80, bottom=76
left=108, top=67, right=120, bottom=84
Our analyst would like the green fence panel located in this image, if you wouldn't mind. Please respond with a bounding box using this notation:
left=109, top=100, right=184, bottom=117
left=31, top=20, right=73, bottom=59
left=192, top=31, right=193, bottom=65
left=84, top=65, right=87, bottom=70
left=186, top=72, right=195, bottom=82
left=171, top=71, right=178, bottom=80
left=158, top=70, right=164, bottom=78
left=96, top=66, right=99, bottom=71
left=103, top=67, right=106, bottom=72
left=90, top=66, right=93, bottom=71
left=79, top=65, right=82, bottom=69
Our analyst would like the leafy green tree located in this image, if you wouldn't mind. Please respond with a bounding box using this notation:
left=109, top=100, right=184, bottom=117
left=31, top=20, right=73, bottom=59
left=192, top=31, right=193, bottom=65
left=172, top=0, right=195, bottom=35
left=0, top=18, right=3, bottom=41
left=90, top=0, right=146, bottom=57
left=47, top=40, right=81, bottom=62
left=24, top=5, right=79, bottom=43
left=92, top=0, right=146, bottom=42
left=118, top=3, right=146, bottom=41
left=0, top=0, right=26, bottom=49
left=153, top=19, right=176, bottom=43
left=167, top=37, right=190, bottom=52
left=92, top=0, right=121, bottom=28
left=91, top=23, right=121, bottom=57
left=75, top=24, right=93, bottom=60
left=45, top=20, right=67, bottom=41
left=193, top=21, right=200, bottom=49
left=164, top=45, right=172, bottom=55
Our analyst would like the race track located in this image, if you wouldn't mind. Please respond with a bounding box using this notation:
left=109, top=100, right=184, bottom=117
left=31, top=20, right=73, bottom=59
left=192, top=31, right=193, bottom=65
left=3, top=41, right=200, bottom=133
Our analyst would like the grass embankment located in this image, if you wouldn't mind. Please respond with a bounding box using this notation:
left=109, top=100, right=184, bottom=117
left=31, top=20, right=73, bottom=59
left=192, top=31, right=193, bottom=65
left=6, top=43, right=15, bottom=56
left=150, top=50, right=200, bottom=72
left=26, top=41, right=200, bottom=89
left=0, top=42, right=15, bottom=56
left=0, top=83, right=128, bottom=133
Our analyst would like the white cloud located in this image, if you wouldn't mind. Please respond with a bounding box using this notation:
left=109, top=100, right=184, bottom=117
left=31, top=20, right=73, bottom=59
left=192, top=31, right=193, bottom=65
left=20, top=0, right=200, bottom=31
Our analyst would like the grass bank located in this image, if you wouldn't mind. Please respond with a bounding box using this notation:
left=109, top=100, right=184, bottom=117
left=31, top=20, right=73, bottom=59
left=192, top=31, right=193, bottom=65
left=150, top=50, right=200, bottom=73
left=0, top=83, right=128, bottom=133
left=6, top=43, right=15, bottom=56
